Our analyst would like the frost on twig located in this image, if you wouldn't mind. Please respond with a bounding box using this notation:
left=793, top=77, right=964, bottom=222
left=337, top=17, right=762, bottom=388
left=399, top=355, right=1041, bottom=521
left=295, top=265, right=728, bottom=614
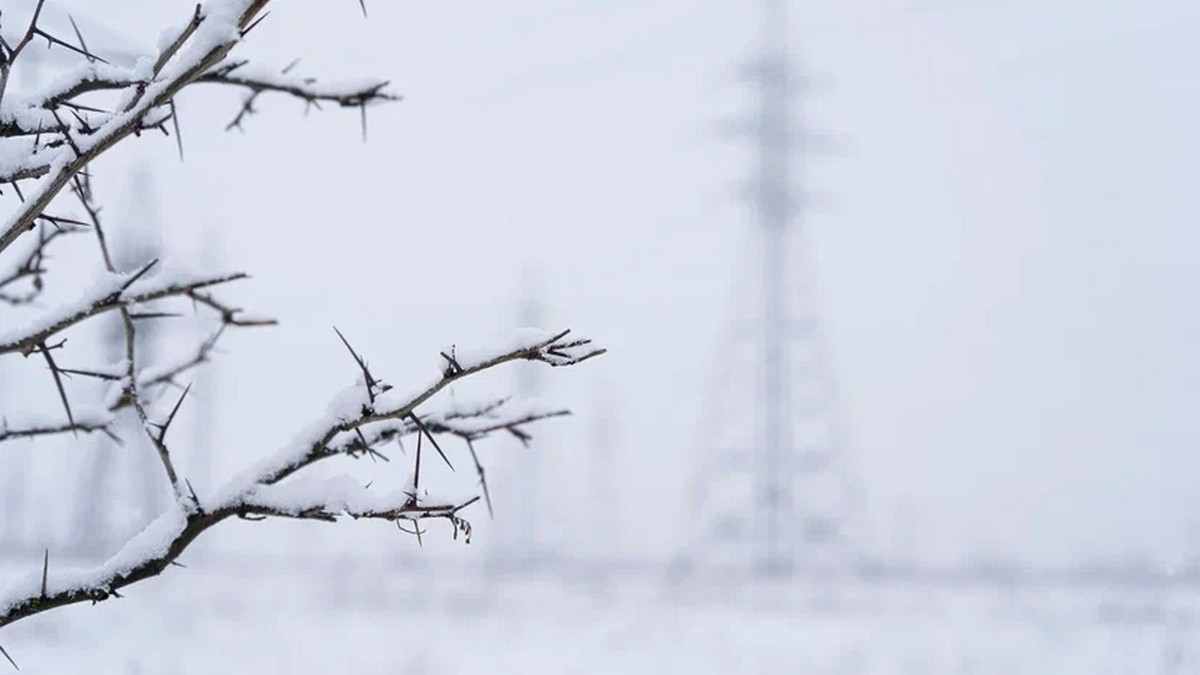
left=0, top=0, right=605, bottom=658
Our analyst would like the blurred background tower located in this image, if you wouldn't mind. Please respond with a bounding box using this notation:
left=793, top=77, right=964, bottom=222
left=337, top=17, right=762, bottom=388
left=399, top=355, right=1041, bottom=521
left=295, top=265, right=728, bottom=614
left=0, top=2, right=54, bottom=561
left=677, top=0, right=854, bottom=580
left=69, top=165, right=169, bottom=558
left=1, top=15, right=152, bottom=561
left=586, top=382, right=619, bottom=589
left=180, top=230, right=223, bottom=563
left=489, top=278, right=550, bottom=573
left=190, top=234, right=221, bottom=497
left=0, top=451, right=32, bottom=556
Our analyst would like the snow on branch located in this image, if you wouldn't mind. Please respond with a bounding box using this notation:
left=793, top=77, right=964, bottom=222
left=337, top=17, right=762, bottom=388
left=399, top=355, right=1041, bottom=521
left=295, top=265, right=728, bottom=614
left=0, top=406, right=116, bottom=444
left=196, top=60, right=396, bottom=133
left=0, top=264, right=248, bottom=355
left=0, top=329, right=604, bottom=631
left=0, top=219, right=86, bottom=305
left=0, top=0, right=395, bottom=255
left=0, top=1, right=606, bottom=664
left=216, top=328, right=604, bottom=496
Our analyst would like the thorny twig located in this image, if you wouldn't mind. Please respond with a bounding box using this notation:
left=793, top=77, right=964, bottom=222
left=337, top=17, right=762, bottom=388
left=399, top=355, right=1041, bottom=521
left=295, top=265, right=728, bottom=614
left=0, top=330, right=604, bottom=633
left=0, top=1, right=605, bottom=666
left=0, top=0, right=395, bottom=254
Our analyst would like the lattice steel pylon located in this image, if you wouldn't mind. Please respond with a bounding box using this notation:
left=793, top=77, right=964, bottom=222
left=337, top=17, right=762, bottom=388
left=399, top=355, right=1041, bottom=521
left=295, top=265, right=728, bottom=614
left=675, top=0, right=859, bottom=580
left=487, top=277, right=551, bottom=574
left=69, top=165, right=169, bottom=558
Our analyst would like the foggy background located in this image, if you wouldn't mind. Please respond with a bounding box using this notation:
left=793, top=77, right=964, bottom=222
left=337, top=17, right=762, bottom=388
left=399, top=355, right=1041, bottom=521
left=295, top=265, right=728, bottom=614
left=1, top=0, right=1198, bottom=672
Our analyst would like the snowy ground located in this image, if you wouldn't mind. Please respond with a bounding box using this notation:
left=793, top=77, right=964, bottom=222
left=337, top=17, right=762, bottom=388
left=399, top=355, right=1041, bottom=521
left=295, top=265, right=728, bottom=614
left=2, top=556, right=1198, bottom=674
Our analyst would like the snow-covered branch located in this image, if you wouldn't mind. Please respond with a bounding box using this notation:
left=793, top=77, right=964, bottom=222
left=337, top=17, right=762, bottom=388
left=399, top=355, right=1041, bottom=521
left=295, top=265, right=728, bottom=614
left=0, top=219, right=84, bottom=305
left=0, top=329, right=603, bottom=631
left=0, top=0, right=395, bottom=255
left=196, top=60, right=396, bottom=132
left=0, top=266, right=247, bottom=356
left=0, top=1, right=606, bottom=663
left=233, top=329, right=604, bottom=491
left=0, top=409, right=115, bottom=444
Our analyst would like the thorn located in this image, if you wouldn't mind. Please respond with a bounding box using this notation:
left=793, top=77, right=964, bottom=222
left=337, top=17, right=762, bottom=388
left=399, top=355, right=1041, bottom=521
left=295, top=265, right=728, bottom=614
left=408, top=413, right=453, bottom=471
left=119, top=258, right=159, bottom=292
left=331, top=326, right=378, bottom=404
left=353, top=427, right=373, bottom=461
left=185, top=479, right=201, bottom=510
left=412, top=429, right=423, bottom=493
left=0, top=642, right=17, bottom=670
left=169, top=100, right=184, bottom=162
left=241, top=10, right=271, bottom=37
left=67, top=15, right=93, bottom=63
left=158, top=382, right=192, bottom=442
left=39, top=342, right=75, bottom=431
left=465, top=438, right=493, bottom=519
left=439, top=349, right=463, bottom=376
left=506, top=426, right=533, bottom=447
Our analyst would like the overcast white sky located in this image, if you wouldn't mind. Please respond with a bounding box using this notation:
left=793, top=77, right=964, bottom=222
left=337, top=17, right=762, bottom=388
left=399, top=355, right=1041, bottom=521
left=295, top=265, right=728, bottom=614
left=2, top=0, right=1199, bottom=569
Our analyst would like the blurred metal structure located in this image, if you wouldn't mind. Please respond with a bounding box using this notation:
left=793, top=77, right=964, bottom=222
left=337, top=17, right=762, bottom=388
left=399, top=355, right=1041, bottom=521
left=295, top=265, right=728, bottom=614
left=0, top=12, right=156, bottom=561
left=191, top=235, right=221, bottom=499
left=754, top=0, right=805, bottom=577
left=586, top=382, right=618, bottom=591
left=677, top=0, right=854, bottom=580
left=0, top=35, right=45, bottom=559
left=69, top=165, right=168, bottom=558
left=0, top=444, right=32, bottom=556
left=488, top=280, right=551, bottom=573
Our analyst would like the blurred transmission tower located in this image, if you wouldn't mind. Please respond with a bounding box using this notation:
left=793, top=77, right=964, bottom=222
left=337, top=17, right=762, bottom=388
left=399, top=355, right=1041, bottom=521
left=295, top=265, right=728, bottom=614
left=70, top=166, right=169, bottom=558
left=677, top=0, right=855, bottom=579
left=4, top=14, right=154, bottom=560
left=488, top=278, right=550, bottom=573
